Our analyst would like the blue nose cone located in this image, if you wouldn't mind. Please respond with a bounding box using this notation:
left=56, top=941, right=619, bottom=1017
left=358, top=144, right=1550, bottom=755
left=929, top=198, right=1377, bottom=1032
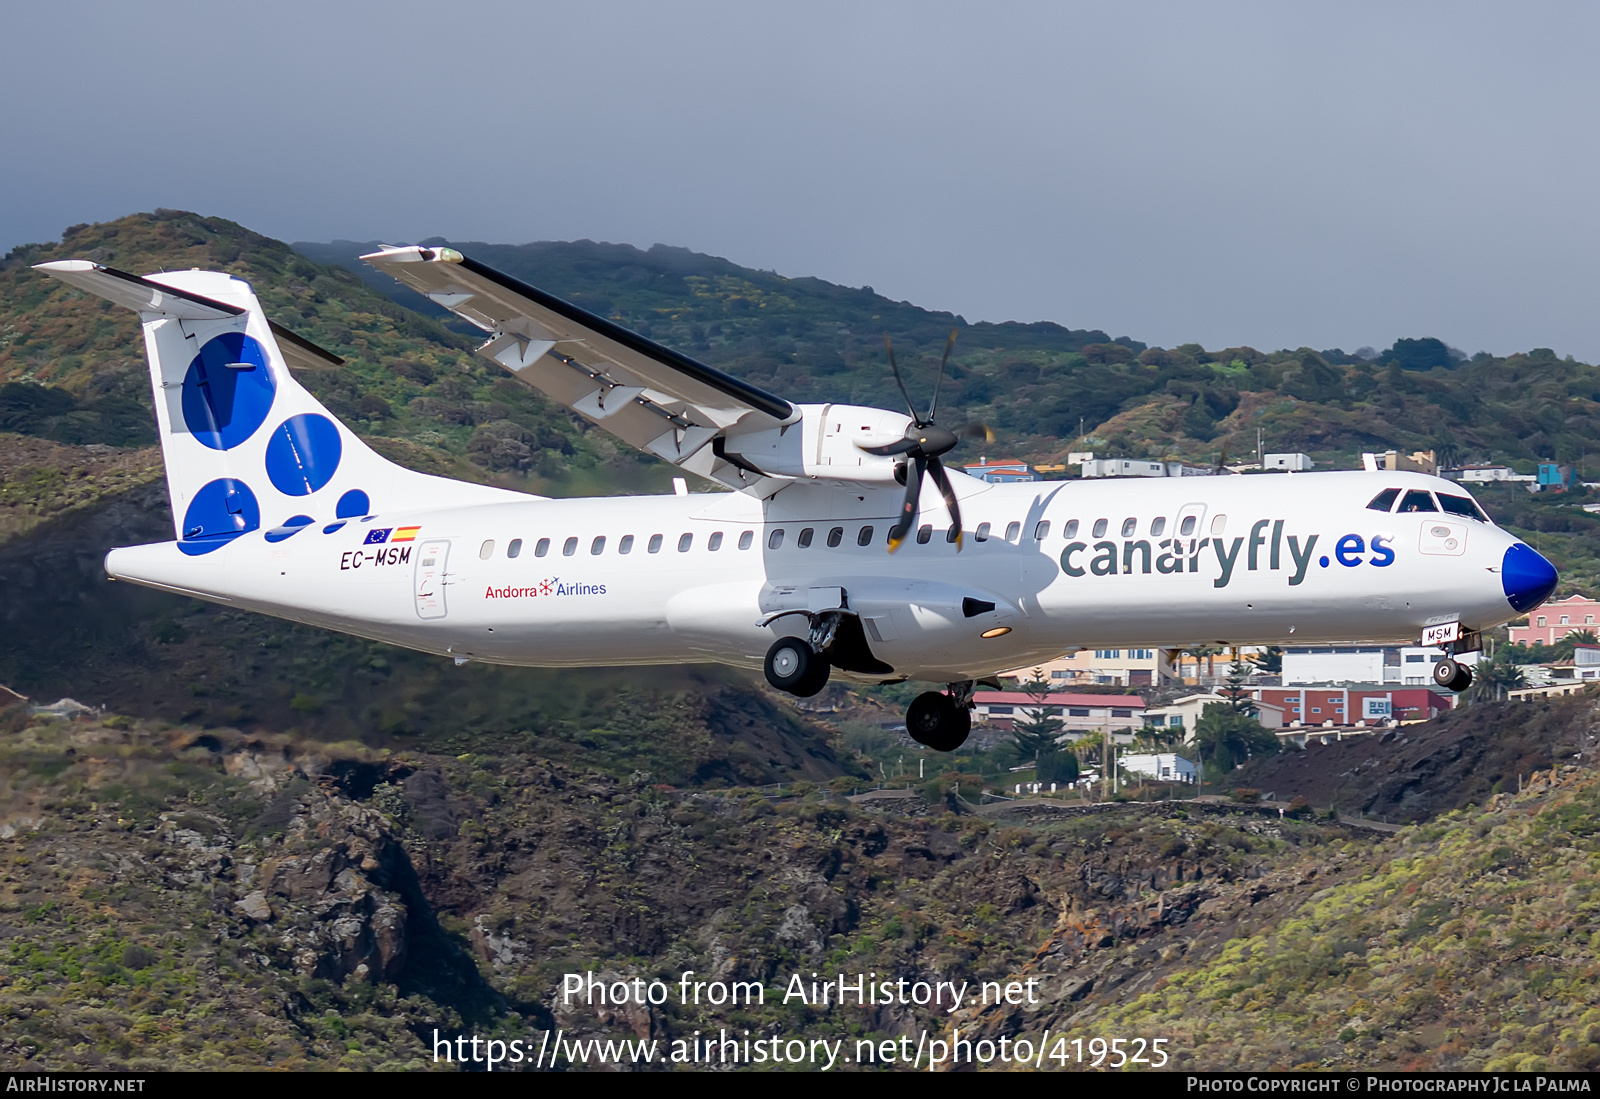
left=1503, top=543, right=1559, bottom=613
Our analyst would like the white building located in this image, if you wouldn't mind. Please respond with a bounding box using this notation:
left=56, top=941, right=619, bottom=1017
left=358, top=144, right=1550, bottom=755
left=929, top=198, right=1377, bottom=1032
left=1263, top=453, right=1314, bottom=471
left=1142, top=693, right=1285, bottom=740
left=1445, top=465, right=1536, bottom=484
left=1080, top=458, right=1168, bottom=479
left=1281, top=646, right=1479, bottom=686
left=1120, top=753, right=1198, bottom=784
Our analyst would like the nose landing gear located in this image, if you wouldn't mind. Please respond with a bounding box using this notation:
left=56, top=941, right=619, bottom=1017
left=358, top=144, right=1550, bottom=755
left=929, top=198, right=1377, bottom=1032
left=906, top=681, right=974, bottom=752
left=1433, top=657, right=1473, bottom=692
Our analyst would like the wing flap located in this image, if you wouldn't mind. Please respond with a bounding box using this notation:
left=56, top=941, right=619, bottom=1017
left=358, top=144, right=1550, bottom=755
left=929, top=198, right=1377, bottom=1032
left=363, top=245, right=796, bottom=492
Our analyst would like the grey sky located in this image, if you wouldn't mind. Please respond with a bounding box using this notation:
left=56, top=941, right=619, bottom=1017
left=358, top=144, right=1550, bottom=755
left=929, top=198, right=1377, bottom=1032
left=5, top=2, right=1599, bottom=359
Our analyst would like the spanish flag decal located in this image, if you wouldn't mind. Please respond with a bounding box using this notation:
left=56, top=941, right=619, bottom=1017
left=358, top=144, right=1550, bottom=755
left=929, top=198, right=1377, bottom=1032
left=392, top=526, right=421, bottom=543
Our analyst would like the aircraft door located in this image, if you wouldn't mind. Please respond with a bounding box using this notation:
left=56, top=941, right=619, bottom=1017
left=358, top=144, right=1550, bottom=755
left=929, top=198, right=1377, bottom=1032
left=414, top=539, right=451, bottom=619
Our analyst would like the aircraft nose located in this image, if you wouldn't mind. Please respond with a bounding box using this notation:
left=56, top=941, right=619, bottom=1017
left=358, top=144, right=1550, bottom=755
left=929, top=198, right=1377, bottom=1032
left=1502, top=543, right=1558, bottom=613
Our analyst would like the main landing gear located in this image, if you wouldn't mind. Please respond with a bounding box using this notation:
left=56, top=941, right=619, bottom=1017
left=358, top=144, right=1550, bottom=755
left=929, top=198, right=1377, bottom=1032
left=1433, top=657, right=1473, bottom=693
left=763, top=635, right=831, bottom=697
left=906, top=681, right=974, bottom=753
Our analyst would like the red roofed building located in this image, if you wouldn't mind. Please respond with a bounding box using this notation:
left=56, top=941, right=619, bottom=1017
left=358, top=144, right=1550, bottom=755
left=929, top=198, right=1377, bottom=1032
left=972, top=691, right=1145, bottom=734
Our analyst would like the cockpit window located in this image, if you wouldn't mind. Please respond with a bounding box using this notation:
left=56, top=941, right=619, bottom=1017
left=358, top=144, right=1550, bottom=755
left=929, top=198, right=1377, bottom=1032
left=1366, top=488, right=1400, bottom=512
left=1438, top=493, right=1490, bottom=522
left=1397, top=489, right=1439, bottom=513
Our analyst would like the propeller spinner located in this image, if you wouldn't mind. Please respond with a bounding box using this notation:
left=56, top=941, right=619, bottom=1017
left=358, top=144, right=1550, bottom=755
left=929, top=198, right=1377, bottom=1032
left=859, top=330, right=992, bottom=552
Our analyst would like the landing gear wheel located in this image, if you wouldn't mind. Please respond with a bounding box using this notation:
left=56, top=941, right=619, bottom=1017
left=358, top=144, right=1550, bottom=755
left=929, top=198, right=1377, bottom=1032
left=1433, top=658, right=1473, bottom=692
left=906, top=691, right=972, bottom=752
left=765, top=637, right=831, bottom=697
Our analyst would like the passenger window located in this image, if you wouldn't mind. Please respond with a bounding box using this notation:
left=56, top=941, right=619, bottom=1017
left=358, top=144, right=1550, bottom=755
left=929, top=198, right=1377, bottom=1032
left=1438, top=494, right=1489, bottom=522
left=507, top=538, right=522, bottom=558
left=1211, top=515, right=1227, bottom=535
left=647, top=534, right=663, bottom=553
left=1179, top=516, right=1196, bottom=536
left=678, top=533, right=693, bottom=552
left=479, top=539, right=495, bottom=560
left=975, top=522, right=991, bottom=542
left=738, top=530, right=754, bottom=550
left=1120, top=518, right=1136, bottom=537
left=563, top=537, right=578, bottom=557
left=917, top=524, right=933, bottom=544
left=1367, top=488, right=1401, bottom=512
left=1005, top=521, right=1021, bottom=541
left=1063, top=519, right=1079, bottom=538
left=1150, top=517, right=1166, bottom=537
left=1034, top=520, right=1050, bottom=540
left=1092, top=518, right=1108, bottom=538
left=708, top=532, right=724, bottom=551
left=798, top=527, right=814, bottom=548
left=1397, top=490, right=1438, bottom=513
left=535, top=537, right=550, bottom=557
left=827, top=527, right=843, bottom=548
left=768, top=529, right=784, bottom=550
left=946, top=523, right=960, bottom=543
left=856, top=526, right=873, bottom=546
left=619, top=535, right=634, bottom=554
left=591, top=535, right=605, bottom=555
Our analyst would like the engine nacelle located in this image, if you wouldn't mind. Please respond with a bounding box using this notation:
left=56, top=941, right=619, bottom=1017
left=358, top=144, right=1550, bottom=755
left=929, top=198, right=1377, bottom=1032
left=722, top=403, right=912, bottom=485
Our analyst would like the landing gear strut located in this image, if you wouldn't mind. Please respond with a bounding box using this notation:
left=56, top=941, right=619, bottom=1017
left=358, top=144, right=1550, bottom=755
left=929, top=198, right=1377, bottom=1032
left=906, top=681, right=974, bottom=752
left=1433, top=657, right=1473, bottom=693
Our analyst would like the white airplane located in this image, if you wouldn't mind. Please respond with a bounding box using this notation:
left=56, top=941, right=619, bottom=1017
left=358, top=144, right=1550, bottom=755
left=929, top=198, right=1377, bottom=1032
left=36, top=250, right=1557, bottom=751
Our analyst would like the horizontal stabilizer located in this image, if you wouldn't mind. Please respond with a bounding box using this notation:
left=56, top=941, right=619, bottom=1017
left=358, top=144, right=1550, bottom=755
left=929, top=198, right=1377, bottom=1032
left=34, top=260, right=244, bottom=320
left=36, top=260, right=343, bottom=372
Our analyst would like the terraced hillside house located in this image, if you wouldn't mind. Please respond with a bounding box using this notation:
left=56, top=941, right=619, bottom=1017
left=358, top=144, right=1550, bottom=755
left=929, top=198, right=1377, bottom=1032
left=1144, top=693, right=1286, bottom=739
left=1251, top=686, right=1452, bottom=726
left=972, top=691, right=1146, bottom=736
left=1509, top=594, right=1600, bottom=646
left=1004, top=648, right=1176, bottom=687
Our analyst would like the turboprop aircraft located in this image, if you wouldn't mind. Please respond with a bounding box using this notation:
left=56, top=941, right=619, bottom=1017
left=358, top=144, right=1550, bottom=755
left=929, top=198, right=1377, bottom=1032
left=35, top=250, right=1558, bottom=751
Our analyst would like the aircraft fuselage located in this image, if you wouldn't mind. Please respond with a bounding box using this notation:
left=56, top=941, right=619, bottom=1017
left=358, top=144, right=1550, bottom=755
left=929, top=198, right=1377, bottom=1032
left=106, top=467, right=1537, bottom=682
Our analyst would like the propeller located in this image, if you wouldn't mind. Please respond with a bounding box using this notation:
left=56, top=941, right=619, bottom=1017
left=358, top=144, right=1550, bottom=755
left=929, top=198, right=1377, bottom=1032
left=1212, top=443, right=1234, bottom=476
left=860, top=330, right=992, bottom=552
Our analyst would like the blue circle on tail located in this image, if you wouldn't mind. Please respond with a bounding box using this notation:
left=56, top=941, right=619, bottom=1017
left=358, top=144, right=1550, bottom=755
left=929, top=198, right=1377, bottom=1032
left=336, top=489, right=370, bottom=518
left=179, top=478, right=260, bottom=555
left=264, top=413, right=342, bottom=496
left=181, top=333, right=275, bottom=450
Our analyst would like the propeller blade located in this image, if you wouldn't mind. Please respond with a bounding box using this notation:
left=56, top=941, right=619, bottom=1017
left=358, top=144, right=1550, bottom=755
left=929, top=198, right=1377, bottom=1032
left=952, top=422, right=994, bottom=444
left=925, top=328, right=958, bottom=424
left=927, top=456, right=962, bottom=551
left=886, top=455, right=927, bottom=553
left=883, top=334, right=920, bottom=424
left=859, top=436, right=920, bottom=457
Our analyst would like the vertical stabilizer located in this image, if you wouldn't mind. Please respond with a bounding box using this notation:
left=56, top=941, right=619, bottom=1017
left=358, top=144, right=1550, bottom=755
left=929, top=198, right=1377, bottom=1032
left=35, top=261, right=525, bottom=554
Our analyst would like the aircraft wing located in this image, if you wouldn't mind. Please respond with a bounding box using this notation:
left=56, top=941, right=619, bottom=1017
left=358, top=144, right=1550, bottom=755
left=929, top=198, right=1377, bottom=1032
left=362, top=246, right=797, bottom=492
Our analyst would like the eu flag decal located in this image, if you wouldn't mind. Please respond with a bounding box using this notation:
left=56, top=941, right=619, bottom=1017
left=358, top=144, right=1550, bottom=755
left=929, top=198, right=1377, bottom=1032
left=364, top=528, right=392, bottom=545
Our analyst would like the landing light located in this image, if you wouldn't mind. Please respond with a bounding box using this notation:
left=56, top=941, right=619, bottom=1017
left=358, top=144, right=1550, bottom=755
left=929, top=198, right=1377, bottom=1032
left=980, top=627, right=1011, bottom=639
